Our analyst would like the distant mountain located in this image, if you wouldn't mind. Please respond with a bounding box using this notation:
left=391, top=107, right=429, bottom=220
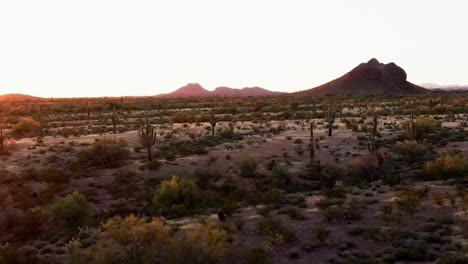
left=0, top=93, right=40, bottom=101
left=212, top=86, right=282, bottom=97
left=157, top=83, right=212, bottom=97
left=156, top=83, right=282, bottom=97
left=298, top=58, right=428, bottom=96
left=420, top=83, right=468, bottom=91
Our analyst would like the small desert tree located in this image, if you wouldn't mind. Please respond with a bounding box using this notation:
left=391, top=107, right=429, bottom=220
left=78, top=136, right=129, bottom=168
left=12, top=117, right=41, bottom=137
left=49, top=191, right=90, bottom=232
left=152, top=176, right=199, bottom=218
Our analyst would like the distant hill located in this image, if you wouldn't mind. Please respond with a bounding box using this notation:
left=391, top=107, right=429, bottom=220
left=212, top=86, right=282, bottom=97
left=156, top=83, right=282, bottom=97
left=298, top=58, right=428, bottom=96
left=0, top=93, right=40, bottom=101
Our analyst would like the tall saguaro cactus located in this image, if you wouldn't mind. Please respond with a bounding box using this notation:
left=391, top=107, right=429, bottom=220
left=368, top=112, right=378, bottom=153
left=111, top=106, right=118, bottom=134
left=338, top=99, right=343, bottom=118
left=0, top=128, right=4, bottom=153
left=210, top=104, right=217, bottom=137
left=409, top=112, right=415, bottom=141
left=326, top=102, right=336, bottom=137
left=38, top=106, right=44, bottom=137
left=87, top=101, right=91, bottom=120
left=310, top=121, right=315, bottom=163
left=139, top=117, right=157, bottom=161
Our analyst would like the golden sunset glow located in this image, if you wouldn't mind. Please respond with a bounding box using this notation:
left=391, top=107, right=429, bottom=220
left=1, top=0, right=467, bottom=97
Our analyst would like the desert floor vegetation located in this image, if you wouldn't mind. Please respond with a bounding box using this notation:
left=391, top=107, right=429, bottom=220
left=0, top=93, right=467, bottom=263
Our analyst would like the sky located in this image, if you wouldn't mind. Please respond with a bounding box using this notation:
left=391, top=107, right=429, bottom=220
left=0, top=0, right=467, bottom=97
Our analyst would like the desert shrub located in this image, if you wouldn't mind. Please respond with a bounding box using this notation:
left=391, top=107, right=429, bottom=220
left=401, top=117, right=437, bottom=142
left=237, top=156, right=259, bottom=178
left=271, top=165, right=291, bottom=188
left=152, top=176, right=200, bottom=218
left=394, top=239, right=430, bottom=261
left=147, top=159, right=162, bottom=171
left=395, top=187, right=422, bottom=217
left=0, top=245, right=46, bottom=264
left=322, top=198, right=363, bottom=222
left=40, top=167, right=72, bottom=185
left=193, top=169, right=221, bottom=189
left=12, top=117, right=40, bottom=137
left=316, top=198, right=344, bottom=210
left=243, top=247, right=270, bottom=264
left=437, top=252, right=468, bottom=264
left=4, top=208, right=47, bottom=241
left=347, top=225, right=383, bottom=241
left=278, top=207, right=305, bottom=220
left=93, top=214, right=170, bottom=263
left=424, top=154, right=468, bottom=180
left=382, top=173, right=402, bottom=186
left=167, top=220, right=233, bottom=264
left=171, top=112, right=194, bottom=123
left=393, top=140, right=433, bottom=163
left=313, top=225, right=331, bottom=245
left=49, top=191, right=90, bottom=232
left=320, top=164, right=347, bottom=188
left=256, top=217, right=296, bottom=247
left=108, top=170, right=142, bottom=200
left=322, top=182, right=347, bottom=198
left=77, top=215, right=233, bottom=264
left=347, top=153, right=380, bottom=184
left=218, top=125, right=235, bottom=139
left=244, top=188, right=285, bottom=205
left=77, top=136, right=129, bottom=168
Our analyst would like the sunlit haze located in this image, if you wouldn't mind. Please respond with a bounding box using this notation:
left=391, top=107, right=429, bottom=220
left=1, top=0, right=467, bottom=97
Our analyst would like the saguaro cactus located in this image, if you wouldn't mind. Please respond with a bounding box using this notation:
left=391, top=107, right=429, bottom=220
left=139, top=117, right=157, bottom=161
left=111, top=106, right=118, bottom=134
left=326, top=102, right=336, bottom=137
left=409, top=112, right=415, bottom=141
left=0, top=128, right=4, bottom=153
left=338, top=99, right=343, bottom=118
left=38, top=107, right=44, bottom=137
left=210, top=105, right=217, bottom=137
left=368, top=112, right=378, bottom=153
left=310, top=121, right=315, bottom=163
left=87, top=101, right=91, bottom=120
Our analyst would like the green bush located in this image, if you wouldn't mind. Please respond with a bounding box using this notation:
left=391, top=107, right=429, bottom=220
left=147, top=159, right=162, bottom=171
left=395, top=187, right=422, bottom=217
left=166, top=221, right=233, bottom=264
left=256, top=217, right=296, bottom=246
left=49, top=191, right=90, bottom=231
left=394, top=239, right=429, bottom=261
left=393, top=140, right=433, bottom=163
left=347, top=153, right=380, bottom=183
left=12, top=117, right=40, bottom=137
left=237, top=156, right=259, bottom=178
left=77, top=136, right=129, bottom=168
left=65, top=215, right=233, bottom=264
left=152, top=176, right=199, bottom=218
left=424, top=154, right=468, bottom=180
left=91, top=214, right=170, bottom=263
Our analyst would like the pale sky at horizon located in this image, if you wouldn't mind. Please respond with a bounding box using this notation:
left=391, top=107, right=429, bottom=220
left=1, top=0, right=467, bottom=97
